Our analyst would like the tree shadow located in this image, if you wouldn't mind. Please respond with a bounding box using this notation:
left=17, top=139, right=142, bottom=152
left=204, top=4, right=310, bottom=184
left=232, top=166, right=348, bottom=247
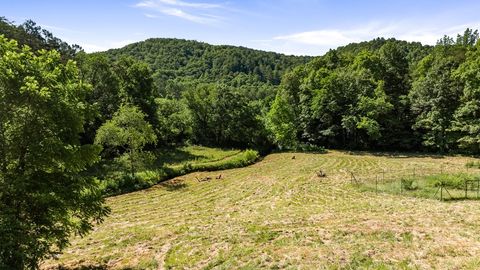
left=340, top=150, right=446, bottom=159
left=54, top=265, right=107, bottom=270
left=153, top=147, right=207, bottom=167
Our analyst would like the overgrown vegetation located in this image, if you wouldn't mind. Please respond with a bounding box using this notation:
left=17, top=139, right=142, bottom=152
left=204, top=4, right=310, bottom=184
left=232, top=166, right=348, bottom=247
left=0, top=36, right=109, bottom=269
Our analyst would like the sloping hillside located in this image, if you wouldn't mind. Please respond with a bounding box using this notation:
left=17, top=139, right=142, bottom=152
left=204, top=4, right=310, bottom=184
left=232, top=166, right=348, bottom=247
left=42, top=151, right=480, bottom=269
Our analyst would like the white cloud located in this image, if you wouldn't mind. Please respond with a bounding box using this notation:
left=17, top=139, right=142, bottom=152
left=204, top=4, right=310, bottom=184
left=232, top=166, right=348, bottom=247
left=275, top=30, right=355, bottom=47
left=267, top=21, right=480, bottom=55
left=144, top=13, right=159, bottom=18
left=80, top=43, right=109, bottom=52
left=73, top=39, right=143, bottom=53
left=134, top=0, right=224, bottom=24
left=139, top=0, right=222, bottom=9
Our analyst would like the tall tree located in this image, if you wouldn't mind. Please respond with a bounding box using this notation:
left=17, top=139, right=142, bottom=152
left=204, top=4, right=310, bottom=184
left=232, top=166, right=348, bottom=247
left=0, top=36, right=109, bottom=269
left=452, top=41, right=480, bottom=151
left=154, top=98, right=192, bottom=145
left=114, top=57, right=157, bottom=122
left=76, top=53, right=122, bottom=143
left=410, top=45, right=465, bottom=151
left=95, top=105, right=157, bottom=177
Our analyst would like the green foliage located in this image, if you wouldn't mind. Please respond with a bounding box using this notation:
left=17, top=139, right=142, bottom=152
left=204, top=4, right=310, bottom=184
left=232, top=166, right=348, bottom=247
left=427, top=173, right=472, bottom=189
left=154, top=98, right=192, bottom=145
left=76, top=53, right=122, bottom=142
left=0, top=36, right=108, bottom=269
left=266, top=89, right=298, bottom=149
left=184, top=84, right=271, bottom=148
left=271, top=31, right=480, bottom=152
left=452, top=42, right=480, bottom=152
left=401, top=178, right=418, bottom=190
left=410, top=44, right=465, bottom=151
left=101, top=38, right=311, bottom=91
left=114, top=57, right=156, bottom=120
left=0, top=17, right=81, bottom=59
left=95, top=105, right=157, bottom=177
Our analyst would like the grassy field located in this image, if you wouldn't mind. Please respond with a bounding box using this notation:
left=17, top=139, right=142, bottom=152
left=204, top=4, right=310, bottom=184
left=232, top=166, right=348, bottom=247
left=42, top=151, right=480, bottom=269
left=98, top=146, right=258, bottom=195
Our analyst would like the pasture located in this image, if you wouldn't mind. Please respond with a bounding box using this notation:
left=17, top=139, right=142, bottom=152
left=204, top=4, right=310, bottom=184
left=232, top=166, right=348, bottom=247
left=43, top=151, right=480, bottom=269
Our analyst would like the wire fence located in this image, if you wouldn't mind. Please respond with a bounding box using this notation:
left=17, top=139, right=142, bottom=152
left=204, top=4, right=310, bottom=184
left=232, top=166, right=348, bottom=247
left=345, top=166, right=480, bottom=201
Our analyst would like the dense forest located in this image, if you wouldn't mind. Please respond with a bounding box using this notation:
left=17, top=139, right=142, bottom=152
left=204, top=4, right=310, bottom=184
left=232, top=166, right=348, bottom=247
left=101, top=38, right=311, bottom=93
left=268, top=30, right=480, bottom=152
left=2, top=15, right=480, bottom=269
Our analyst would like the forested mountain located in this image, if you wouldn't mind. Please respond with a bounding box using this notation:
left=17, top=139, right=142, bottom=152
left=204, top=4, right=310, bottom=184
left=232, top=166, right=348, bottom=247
left=100, top=38, right=311, bottom=97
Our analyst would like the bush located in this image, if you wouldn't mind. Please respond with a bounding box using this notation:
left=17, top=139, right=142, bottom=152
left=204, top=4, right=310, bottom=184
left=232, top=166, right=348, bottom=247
left=296, top=143, right=326, bottom=153
left=427, top=173, right=472, bottom=189
left=401, top=178, right=417, bottom=190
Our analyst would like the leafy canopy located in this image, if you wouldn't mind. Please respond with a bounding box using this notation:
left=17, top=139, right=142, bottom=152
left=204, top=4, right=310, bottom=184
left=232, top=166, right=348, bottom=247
left=0, top=35, right=109, bottom=269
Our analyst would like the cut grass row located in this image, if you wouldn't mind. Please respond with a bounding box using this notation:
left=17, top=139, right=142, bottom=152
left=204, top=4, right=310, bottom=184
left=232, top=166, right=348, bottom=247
left=43, top=151, right=480, bottom=269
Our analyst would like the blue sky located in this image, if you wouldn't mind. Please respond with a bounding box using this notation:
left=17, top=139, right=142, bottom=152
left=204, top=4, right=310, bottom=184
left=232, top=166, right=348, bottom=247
left=2, top=0, right=480, bottom=56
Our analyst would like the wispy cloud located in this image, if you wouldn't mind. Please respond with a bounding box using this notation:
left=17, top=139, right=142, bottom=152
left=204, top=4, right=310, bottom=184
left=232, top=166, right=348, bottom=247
left=267, top=21, right=480, bottom=55
left=71, top=39, right=143, bottom=53
left=134, top=0, right=225, bottom=24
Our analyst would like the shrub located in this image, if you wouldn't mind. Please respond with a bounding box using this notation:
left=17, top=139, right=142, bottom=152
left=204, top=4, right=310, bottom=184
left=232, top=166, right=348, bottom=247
left=427, top=173, right=471, bottom=189
left=401, top=178, right=417, bottom=190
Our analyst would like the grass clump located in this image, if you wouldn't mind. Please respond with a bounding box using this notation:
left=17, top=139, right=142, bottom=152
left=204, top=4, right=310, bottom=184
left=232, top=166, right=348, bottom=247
left=466, top=161, right=480, bottom=169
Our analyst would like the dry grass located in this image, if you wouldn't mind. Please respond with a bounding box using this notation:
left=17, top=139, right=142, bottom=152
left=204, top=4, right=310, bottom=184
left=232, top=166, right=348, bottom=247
left=42, top=150, right=480, bottom=269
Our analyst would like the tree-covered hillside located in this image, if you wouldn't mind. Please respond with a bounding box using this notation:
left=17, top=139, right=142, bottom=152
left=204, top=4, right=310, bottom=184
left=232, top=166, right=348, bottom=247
left=100, top=38, right=311, bottom=97
left=268, top=30, right=480, bottom=152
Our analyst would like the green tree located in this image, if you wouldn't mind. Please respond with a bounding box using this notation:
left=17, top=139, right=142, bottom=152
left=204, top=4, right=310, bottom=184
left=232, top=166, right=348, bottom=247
left=0, top=36, right=109, bottom=269
left=76, top=53, right=122, bottom=143
left=185, top=84, right=269, bottom=148
left=154, top=98, right=192, bottom=145
left=452, top=42, right=480, bottom=151
left=410, top=46, right=465, bottom=151
left=114, top=57, right=157, bottom=121
left=266, top=89, right=298, bottom=149
left=95, top=105, right=157, bottom=177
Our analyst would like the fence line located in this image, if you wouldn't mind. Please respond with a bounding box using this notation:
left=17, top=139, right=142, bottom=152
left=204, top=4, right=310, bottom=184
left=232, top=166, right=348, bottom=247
left=344, top=165, right=480, bottom=201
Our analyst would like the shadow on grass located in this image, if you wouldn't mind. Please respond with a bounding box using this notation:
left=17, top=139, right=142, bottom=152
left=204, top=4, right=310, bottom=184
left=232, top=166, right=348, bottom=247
left=342, top=150, right=446, bottom=159
left=153, top=147, right=207, bottom=167
left=54, top=265, right=107, bottom=270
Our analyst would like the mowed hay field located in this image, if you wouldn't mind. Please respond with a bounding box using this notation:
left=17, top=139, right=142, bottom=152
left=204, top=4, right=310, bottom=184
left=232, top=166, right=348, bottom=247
left=43, top=151, right=480, bottom=270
